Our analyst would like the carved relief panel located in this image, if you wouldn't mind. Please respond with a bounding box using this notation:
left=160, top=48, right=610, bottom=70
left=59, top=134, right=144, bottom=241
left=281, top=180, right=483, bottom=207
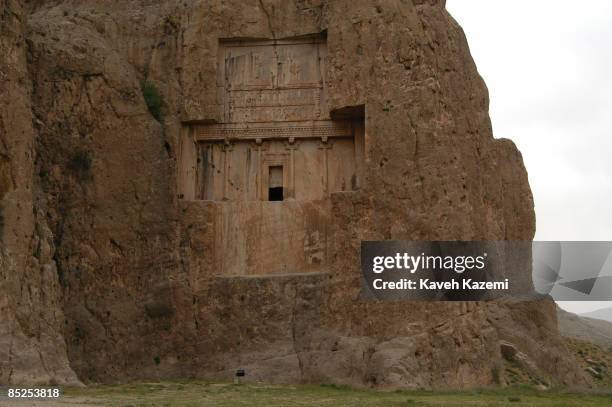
left=216, top=37, right=328, bottom=123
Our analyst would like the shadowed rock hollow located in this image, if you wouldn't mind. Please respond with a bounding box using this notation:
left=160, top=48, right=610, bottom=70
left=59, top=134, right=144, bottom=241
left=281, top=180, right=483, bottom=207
left=0, top=0, right=587, bottom=388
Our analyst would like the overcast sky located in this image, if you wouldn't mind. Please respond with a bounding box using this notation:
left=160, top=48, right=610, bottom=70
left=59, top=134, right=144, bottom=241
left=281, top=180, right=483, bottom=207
left=446, top=1, right=612, bottom=314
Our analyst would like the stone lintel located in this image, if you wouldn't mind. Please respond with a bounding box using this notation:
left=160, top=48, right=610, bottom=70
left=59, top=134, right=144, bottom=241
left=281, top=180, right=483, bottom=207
left=192, top=120, right=353, bottom=142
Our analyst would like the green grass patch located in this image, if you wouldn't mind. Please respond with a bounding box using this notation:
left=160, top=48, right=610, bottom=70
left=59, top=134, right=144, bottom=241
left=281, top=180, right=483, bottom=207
left=141, top=80, right=164, bottom=122
left=59, top=381, right=612, bottom=407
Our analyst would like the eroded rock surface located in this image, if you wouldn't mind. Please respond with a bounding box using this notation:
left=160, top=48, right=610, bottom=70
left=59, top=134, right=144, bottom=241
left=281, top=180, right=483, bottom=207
left=0, top=0, right=587, bottom=388
left=0, top=0, right=79, bottom=385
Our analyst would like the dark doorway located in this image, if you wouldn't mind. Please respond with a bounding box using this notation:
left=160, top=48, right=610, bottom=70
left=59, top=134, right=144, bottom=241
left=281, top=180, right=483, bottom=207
left=268, top=166, right=284, bottom=201
left=269, top=186, right=284, bottom=201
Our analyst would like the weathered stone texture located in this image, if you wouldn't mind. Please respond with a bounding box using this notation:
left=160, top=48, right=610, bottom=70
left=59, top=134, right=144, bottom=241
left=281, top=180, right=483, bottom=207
left=25, top=0, right=179, bottom=382
left=0, top=0, right=587, bottom=389
left=0, top=0, right=79, bottom=386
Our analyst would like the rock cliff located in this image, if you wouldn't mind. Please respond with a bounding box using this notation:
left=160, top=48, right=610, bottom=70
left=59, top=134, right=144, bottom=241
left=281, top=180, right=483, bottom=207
left=0, top=0, right=78, bottom=385
left=0, top=0, right=587, bottom=388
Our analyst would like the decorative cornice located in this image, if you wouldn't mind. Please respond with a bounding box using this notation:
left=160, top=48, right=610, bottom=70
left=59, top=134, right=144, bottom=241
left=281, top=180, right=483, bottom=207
left=192, top=121, right=353, bottom=142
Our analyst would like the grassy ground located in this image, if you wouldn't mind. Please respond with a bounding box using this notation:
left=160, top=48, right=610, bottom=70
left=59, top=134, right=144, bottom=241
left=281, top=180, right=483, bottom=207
left=17, top=381, right=611, bottom=407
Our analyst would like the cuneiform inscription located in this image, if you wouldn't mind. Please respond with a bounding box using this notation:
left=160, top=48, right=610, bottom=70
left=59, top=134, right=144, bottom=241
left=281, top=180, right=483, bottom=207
left=219, top=37, right=328, bottom=123
left=229, top=88, right=321, bottom=108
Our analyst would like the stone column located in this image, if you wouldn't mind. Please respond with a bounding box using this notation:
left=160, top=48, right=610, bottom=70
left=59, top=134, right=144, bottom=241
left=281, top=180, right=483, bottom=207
left=286, top=137, right=298, bottom=199
left=319, top=136, right=332, bottom=196
left=222, top=139, right=233, bottom=200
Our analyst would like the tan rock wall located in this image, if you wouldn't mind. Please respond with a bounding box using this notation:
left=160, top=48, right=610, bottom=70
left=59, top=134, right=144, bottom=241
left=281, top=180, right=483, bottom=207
left=0, top=0, right=78, bottom=386
left=25, top=1, right=181, bottom=382
left=0, top=0, right=587, bottom=388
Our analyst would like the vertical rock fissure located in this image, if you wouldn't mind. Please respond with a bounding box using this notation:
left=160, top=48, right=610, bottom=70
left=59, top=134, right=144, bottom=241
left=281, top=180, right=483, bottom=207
left=291, top=284, right=305, bottom=381
left=258, top=0, right=275, bottom=39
